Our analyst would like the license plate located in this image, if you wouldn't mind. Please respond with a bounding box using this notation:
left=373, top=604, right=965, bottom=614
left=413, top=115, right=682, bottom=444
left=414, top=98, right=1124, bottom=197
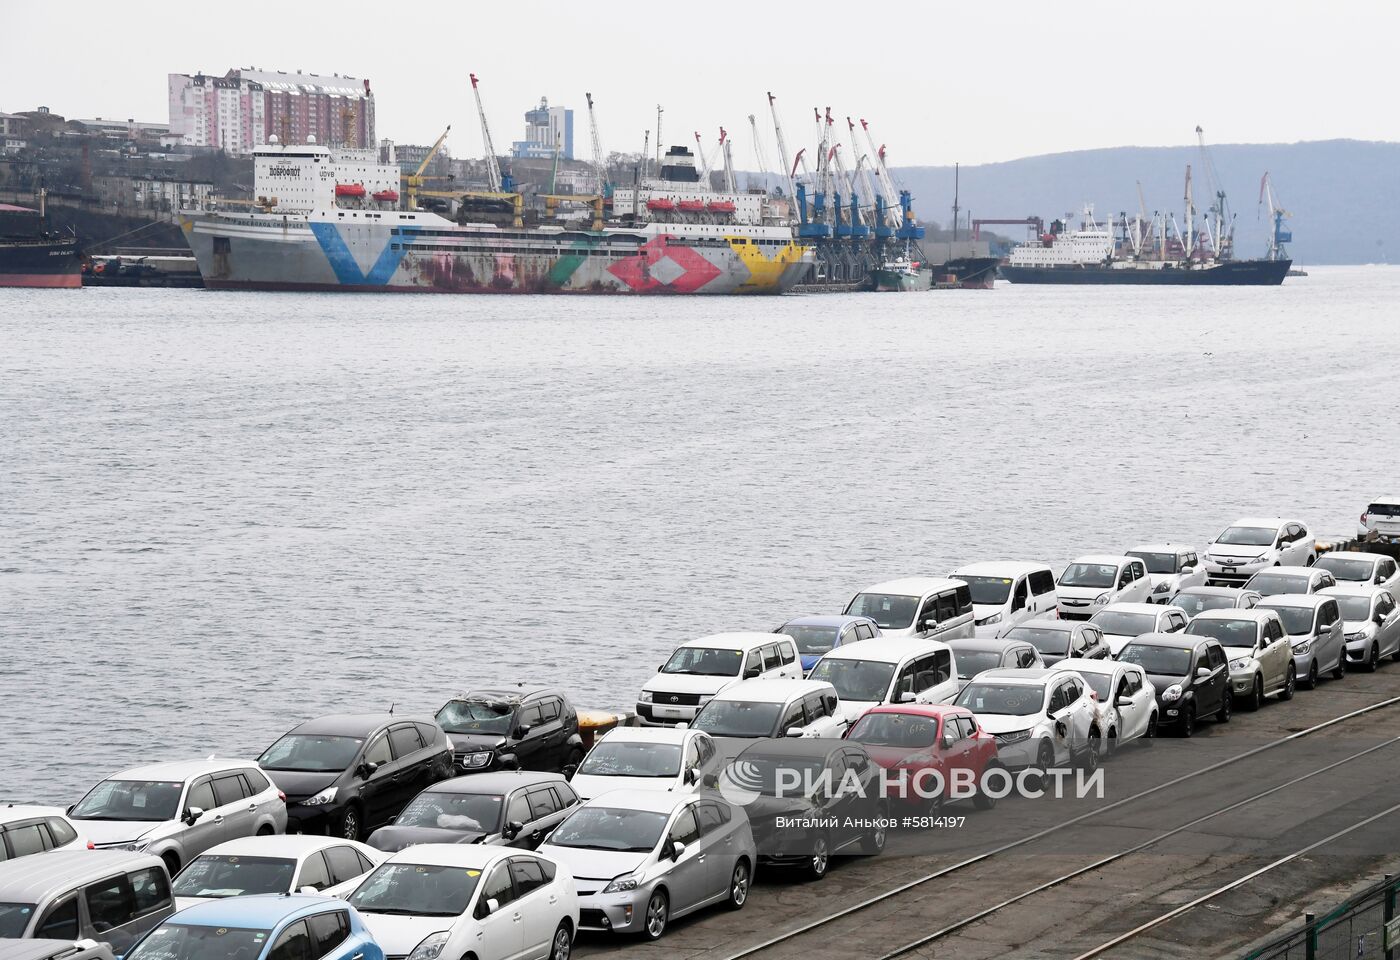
left=1224, top=566, right=1235, bottom=573
left=654, top=705, right=686, bottom=718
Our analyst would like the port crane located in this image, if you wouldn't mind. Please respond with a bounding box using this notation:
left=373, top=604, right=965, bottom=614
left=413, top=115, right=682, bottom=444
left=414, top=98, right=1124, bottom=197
left=1258, top=171, right=1292, bottom=261
left=719, top=127, right=736, bottom=193
left=1195, top=126, right=1234, bottom=259
left=694, top=132, right=713, bottom=182
left=585, top=93, right=607, bottom=195
left=401, top=124, right=451, bottom=210
left=748, top=113, right=771, bottom=193
left=767, top=92, right=797, bottom=199
left=470, top=73, right=504, bottom=193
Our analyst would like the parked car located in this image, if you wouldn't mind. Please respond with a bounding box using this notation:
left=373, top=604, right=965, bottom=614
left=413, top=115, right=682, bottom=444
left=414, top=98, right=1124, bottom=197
left=717, top=739, right=885, bottom=880
left=1203, top=518, right=1316, bottom=587
left=69, top=761, right=286, bottom=875
left=1116, top=634, right=1232, bottom=737
left=0, top=807, right=88, bottom=863
left=946, top=637, right=1044, bottom=690
left=689, top=679, right=848, bottom=752
left=569, top=728, right=722, bottom=802
left=1089, top=602, right=1189, bottom=654
left=538, top=791, right=750, bottom=939
left=946, top=562, right=1058, bottom=637
left=1054, top=659, right=1158, bottom=753
left=347, top=844, right=576, bottom=959
left=127, top=894, right=382, bottom=960
left=806, top=637, right=959, bottom=721
left=435, top=687, right=585, bottom=773
left=1184, top=609, right=1295, bottom=710
left=1170, top=586, right=1262, bottom=619
left=1055, top=555, right=1152, bottom=620
left=365, top=772, right=578, bottom=854
left=845, top=704, right=1002, bottom=810
left=954, top=667, right=1102, bottom=773
left=844, top=577, right=974, bottom=640
left=1313, top=551, right=1400, bottom=594
left=1243, top=565, right=1336, bottom=598
left=0, top=939, right=114, bottom=960
left=1321, top=586, right=1400, bottom=671
left=258, top=715, right=453, bottom=842
left=999, top=618, right=1111, bottom=666
left=1358, top=496, right=1400, bottom=543
left=1256, top=595, right=1348, bottom=688
left=636, top=634, right=801, bottom=727
left=774, top=615, right=880, bottom=674
left=172, top=836, right=383, bottom=909
left=0, top=851, right=173, bottom=952
left=1125, top=543, right=1207, bottom=603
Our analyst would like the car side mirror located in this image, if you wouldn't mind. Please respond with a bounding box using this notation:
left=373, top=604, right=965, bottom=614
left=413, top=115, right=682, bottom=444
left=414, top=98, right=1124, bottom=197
left=1054, top=719, right=1068, bottom=739
left=743, top=666, right=761, bottom=679
left=670, top=840, right=686, bottom=861
left=784, top=726, right=804, bottom=738
left=1181, top=566, right=1195, bottom=574
left=515, top=724, right=532, bottom=738
left=683, top=767, right=698, bottom=785
left=1196, top=667, right=1212, bottom=678
left=358, top=761, right=379, bottom=779
left=504, top=820, right=524, bottom=840
left=66, top=804, right=76, bottom=816
left=1116, top=696, right=1133, bottom=708
left=919, top=617, right=935, bottom=632
left=300, top=885, right=319, bottom=894
left=183, top=806, right=204, bottom=826
left=899, top=691, right=919, bottom=703
left=485, top=897, right=501, bottom=916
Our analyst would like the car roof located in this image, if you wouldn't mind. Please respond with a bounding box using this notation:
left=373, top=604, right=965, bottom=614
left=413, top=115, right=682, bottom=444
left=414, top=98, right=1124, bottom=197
left=1225, top=517, right=1293, bottom=528
left=711, top=678, right=835, bottom=703
left=1252, top=566, right=1320, bottom=576
left=969, top=668, right=1059, bottom=683
left=597, top=726, right=705, bottom=745
left=734, top=737, right=847, bottom=761
left=104, top=758, right=262, bottom=781
left=426, top=772, right=567, bottom=794
left=1258, top=594, right=1329, bottom=609
left=947, top=636, right=1028, bottom=652
left=861, top=703, right=972, bottom=720
left=1371, top=496, right=1400, bottom=505
left=0, top=805, right=67, bottom=825
left=1006, top=617, right=1075, bottom=633
left=1174, top=585, right=1248, bottom=597
left=1095, top=602, right=1169, bottom=615
left=949, top=561, right=1050, bottom=577
left=171, top=893, right=349, bottom=928
left=817, top=636, right=950, bottom=664
left=1316, top=552, right=1386, bottom=564
left=1190, top=609, right=1277, bottom=624
left=0, top=851, right=165, bottom=902
left=1055, top=658, right=1129, bottom=675
left=1320, top=584, right=1389, bottom=599
left=582, top=790, right=699, bottom=814
left=198, top=835, right=374, bottom=859
left=1124, top=632, right=1208, bottom=647
left=780, top=615, right=871, bottom=628
left=858, top=577, right=966, bottom=597
left=381, top=843, right=518, bottom=869
left=680, top=632, right=791, bottom=650
left=458, top=687, right=564, bottom=703
left=1068, top=554, right=1135, bottom=566
left=1127, top=543, right=1188, bottom=554
left=289, top=714, right=398, bottom=736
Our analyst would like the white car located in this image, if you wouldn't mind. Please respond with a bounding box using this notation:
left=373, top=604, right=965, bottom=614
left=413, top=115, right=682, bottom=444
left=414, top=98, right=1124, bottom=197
left=1170, top=586, right=1263, bottom=620
left=1359, top=496, right=1400, bottom=543
left=1125, top=544, right=1207, bottom=603
left=172, top=834, right=384, bottom=909
left=637, top=633, right=801, bottom=726
left=954, top=667, right=1102, bottom=772
left=1321, top=585, right=1400, bottom=672
left=570, top=727, right=723, bottom=802
left=1089, top=602, right=1189, bottom=655
left=1203, top=518, right=1316, bottom=587
left=0, top=805, right=89, bottom=860
left=844, top=577, right=975, bottom=640
left=689, top=678, right=848, bottom=743
left=1055, top=658, right=1158, bottom=753
left=806, top=636, right=960, bottom=721
left=1243, top=565, right=1336, bottom=598
left=1256, top=594, right=1347, bottom=689
left=346, top=844, right=578, bottom=960
left=946, top=561, right=1058, bottom=637
left=1313, top=551, right=1400, bottom=595
left=1184, top=609, right=1295, bottom=711
left=1055, top=555, right=1152, bottom=620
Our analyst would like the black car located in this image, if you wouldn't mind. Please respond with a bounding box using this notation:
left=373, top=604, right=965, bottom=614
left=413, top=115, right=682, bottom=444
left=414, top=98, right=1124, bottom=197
left=365, top=770, right=580, bottom=853
left=720, top=738, right=888, bottom=881
left=434, top=687, right=585, bottom=775
left=257, top=713, right=454, bottom=841
left=1116, top=633, right=1232, bottom=737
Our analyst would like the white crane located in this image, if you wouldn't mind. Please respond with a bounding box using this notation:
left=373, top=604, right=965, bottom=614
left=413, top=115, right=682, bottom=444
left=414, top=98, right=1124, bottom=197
left=719, top=127, right=736, bottom=193
left=748, top=113, right=771, bottom=193
left=469, top=73, right=502, bottom=193
left=767, top=92, right=797, bottom=198
left=585, top=92, right=605, bottom=194
left=694, top=131, right=713, bottom=182
left=1259, top=171, right=1292, bottom=261
left=859, top=118, right=902, bottom=228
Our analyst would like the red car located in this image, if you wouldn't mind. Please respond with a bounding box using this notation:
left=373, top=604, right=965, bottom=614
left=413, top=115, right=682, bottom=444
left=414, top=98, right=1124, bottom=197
left=844, top=704, right=1002, bottom=811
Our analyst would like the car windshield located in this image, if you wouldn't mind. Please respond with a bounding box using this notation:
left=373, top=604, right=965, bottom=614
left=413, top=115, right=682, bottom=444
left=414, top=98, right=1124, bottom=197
left=579, top=741, right=683, bottom=778
left=1090, top=611, right=1155, bottom=636
left=1127, top=551, right=1178, bottom=575
left=1259, top=605, right=1316, bottom=635
left=258, top=734, right=364, bottom=773
left=349, top=863, right=480, bottom=917
left=546, top=807, right=668, bottom=852
left=1185, top=618, right=1259, bottom=648
left=1216, top=526, right=1277, bottom=547
left=661, top=646, right=742, bottom=677
left=806, top=659, right=896, bottom=703
left=127, top=924, right=272, bottom=960
left=1003, top=626, right=1069, bottom=656
left=845, top=593, right=919, bottom=630
left=848, top=712, right=939, bottom=748
left=955, top=682, right=1045, bottom=716
left=720, top=758, right=827, bottom=798
left=1334, top=596, right=1374, bottom=621
left=434, top=699, right=514, bottom=736
left=395, top=792, right=504, bottom=833
left=779, top=625, right=841, bottom=657
left=70, top=779, right=182, bottom=821
left=1079, top=673, right=1112, bottom=700
left=1246, top=573, right=1308, bottom=596
left=1059, top=563, right=1118, bottom=588
left=1117, top=644, right=1193, bottom=676
left=956, top=576, right=1014, bottom=605
left=691, top=701, right=782, bottom=738
left=953, top=650, right=1003, bottom=678
left=1172, top=592, right=1237, bottom=617
left=171, top=855, right=296, bottom=898
left=1313, top=557, right=1374, bottom=582
left=0, top=904, right=35, bottom=938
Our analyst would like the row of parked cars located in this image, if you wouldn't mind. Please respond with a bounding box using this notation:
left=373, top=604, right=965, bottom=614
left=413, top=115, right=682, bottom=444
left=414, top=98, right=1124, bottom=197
left=5, top=515, right=1400, bottom=960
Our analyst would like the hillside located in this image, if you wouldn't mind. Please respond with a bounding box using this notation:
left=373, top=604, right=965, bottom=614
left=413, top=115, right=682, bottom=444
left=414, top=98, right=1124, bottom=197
left=891, top=140, right=1400, bottom=265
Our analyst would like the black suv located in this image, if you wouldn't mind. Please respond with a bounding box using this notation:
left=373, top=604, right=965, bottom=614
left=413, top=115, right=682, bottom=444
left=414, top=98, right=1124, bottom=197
left=257, top=713, right=455, bottom=841
left=1116, top=633, right=1232, bottom=737
left=434, top=687, right=585, bottom=776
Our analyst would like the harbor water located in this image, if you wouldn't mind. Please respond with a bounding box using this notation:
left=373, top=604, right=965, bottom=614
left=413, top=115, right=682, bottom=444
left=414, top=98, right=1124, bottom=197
left=3, top=266, right=1392, bottom=803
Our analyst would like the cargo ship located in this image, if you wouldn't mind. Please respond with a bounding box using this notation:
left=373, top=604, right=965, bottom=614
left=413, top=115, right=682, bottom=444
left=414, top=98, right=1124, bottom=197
left=0, top=198, right=81, bottom=289
left=180, top=139, right=811, bottom=295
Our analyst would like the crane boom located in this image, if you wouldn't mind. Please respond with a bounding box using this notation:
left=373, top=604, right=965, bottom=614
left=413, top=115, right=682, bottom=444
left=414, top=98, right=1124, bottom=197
left=694, top=132, right=711, bottom=180
left=860, top=118, right=900, bottom=227
left=469, top=73, right=502, bottom=193
left=767, top=92, right=795, bottom=199
left=585, top=92, right=606, bottom=194
left=748, top=113, right=771, bottom=193
left=720, top=127, right=736, bottom=193
left=402, top=124, right=451, bottom=210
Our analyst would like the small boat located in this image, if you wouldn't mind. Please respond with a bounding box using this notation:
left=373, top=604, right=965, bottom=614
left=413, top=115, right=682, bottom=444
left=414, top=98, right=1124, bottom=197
left=372, top=189, right=399, bottom=202
left=335, top=183, right=366, bottom=198
left=677, top=199, right=705, bottom=213
left=646, top=198, right=675, bottom=212
left=706, top=200, right=736, bottom=213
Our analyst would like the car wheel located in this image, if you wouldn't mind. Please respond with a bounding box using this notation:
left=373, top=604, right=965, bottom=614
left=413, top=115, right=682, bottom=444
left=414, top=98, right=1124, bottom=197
left=549, top=921, right=572, bottom=960
left=1333, top=653, right=1346, bottom=681
left=340, top=805, right=362, bottom=841
left=727, top=859, right=751, bottom=909
left=1279, top=665, right=1296, bottom=701
left=860, top=804, right=888, bottom=854
left=1035, top=741, right=1056, bottom=790
left=1303, top=660, right=1319, bottom=689
left=805, top=834, right=830, bottom=881
left=1247, top=677, right=1262, bottom=712
left=1392, top=643, right=1400, bottom=663
left=161, top=851, right=180, bottom=876
left=1217, top=690, right=1232, bottom=723
left=1366, top=644, right=1379, bottom=673
left=564, top=747, right=584, bottom=773
left=973, top=761, right=1003, bottom=811
left=643, top=890, right=669, bottom=940
left=1105, top=726, right=1117, bottom=758
left=1179, top=706, right=1196, bottom=738
left=1143, top=713, right=1158, bottom=744
left=1080, top=730, right=1101, bottom=771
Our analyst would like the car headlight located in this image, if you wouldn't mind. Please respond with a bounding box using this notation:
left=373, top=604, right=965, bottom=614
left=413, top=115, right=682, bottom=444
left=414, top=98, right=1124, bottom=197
left=1293, top=640, right=1313, bottom=655
left=1154, top=582, right=1171, bottom=593
left=603, top=872, right=641, bottom=893
left=126, top=839, right=152, bottom=852
left=464, top=752, right=493, bottom=768
left=302, top=787, right=338, bottom=806
left=994, top=729, right=1031, bottom=745
left=1229, top=657, right=1252, bottom=671
left=1161, top=684, right=1183, bottom=702
left=978, top=613, right=1003, bottom=626
left=1094, top=593, right=1111, bottom=604
left=406, top=931, right=451, bottom=960
left=638, top=691, right=654, bottom=703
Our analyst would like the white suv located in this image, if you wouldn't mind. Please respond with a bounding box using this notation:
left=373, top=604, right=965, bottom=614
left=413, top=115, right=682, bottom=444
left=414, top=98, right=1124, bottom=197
left=807, top=636, right=960, bottom=721
left=947, top=561, right=1058, bottom=637
left=1203, top=518, right=1316, bottom=586
left=638, top=633, right=802, bottom=726
left=1056, top=555, right=1152, bottom=620
left=1359, top=497, right=1400, bottom=543
left=1125, top=544, right=1206, bottom=603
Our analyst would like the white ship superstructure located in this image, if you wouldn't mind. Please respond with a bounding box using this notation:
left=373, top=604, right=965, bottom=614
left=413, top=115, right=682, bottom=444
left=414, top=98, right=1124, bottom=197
left=1007, top=208, right=1114, bottom=267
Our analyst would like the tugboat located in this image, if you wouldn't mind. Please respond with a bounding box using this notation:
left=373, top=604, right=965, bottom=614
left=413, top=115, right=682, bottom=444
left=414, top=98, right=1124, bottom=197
left=871, top=255, right=921, bottom=291
left=0, top=191, right=81, bottom=288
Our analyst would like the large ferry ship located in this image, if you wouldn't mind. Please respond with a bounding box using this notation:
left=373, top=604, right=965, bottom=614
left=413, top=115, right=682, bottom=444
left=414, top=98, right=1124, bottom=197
left=0, top=199, right=81, bottom=289
left=180, top=140, right=811, bottom=295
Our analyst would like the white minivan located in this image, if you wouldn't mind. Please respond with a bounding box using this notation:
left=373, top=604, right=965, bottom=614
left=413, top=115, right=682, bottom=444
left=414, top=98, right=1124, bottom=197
left=948, top=562, right=1058, bottom=637
left=844, top=577, right=975, bottom=640
left=1056, top=555, right=1152, bottom=620
left=806, top=637, right=960, bottom=722
left=637, top=633, right=802, bottom=726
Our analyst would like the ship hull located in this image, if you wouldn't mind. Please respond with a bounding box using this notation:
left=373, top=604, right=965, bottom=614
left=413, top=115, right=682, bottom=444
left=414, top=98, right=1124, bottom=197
left=933, top=256, right=999, bottom=290
left=0, top=238, right=82, bottom=288
left=1001, top=258, right=1290, bottom=285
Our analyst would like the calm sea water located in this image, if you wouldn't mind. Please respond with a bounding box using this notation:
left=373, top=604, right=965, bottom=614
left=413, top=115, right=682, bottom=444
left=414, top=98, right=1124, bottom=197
left=3, top=266, right=1391, bottom=802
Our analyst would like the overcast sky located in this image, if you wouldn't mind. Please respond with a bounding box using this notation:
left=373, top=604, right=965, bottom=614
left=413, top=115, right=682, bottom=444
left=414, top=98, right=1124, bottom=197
left=5, top=1, right=1397, bottom=167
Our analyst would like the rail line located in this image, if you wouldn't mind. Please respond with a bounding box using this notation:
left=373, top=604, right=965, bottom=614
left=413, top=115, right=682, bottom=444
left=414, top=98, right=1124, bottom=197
left=721, top=692, right=1400, bottom=960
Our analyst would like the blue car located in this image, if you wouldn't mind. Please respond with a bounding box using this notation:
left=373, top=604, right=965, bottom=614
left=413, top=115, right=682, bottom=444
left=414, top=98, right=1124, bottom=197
left=775, top=615, right=881, bottom=673
left=122, top=894, right=383, bottom=960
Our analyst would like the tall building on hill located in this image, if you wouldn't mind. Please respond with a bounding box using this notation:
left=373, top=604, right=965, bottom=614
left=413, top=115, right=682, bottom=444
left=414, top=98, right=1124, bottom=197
left=510, top=97, right=573, bottom=161
left=168, top=68, right=374, bottom=155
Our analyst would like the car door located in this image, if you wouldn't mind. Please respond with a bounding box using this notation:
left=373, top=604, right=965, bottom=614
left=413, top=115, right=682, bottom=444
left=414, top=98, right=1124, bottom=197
left=209, top=772, right=255, bottom=843
left=323, top=844, right=374, bottom=895
left=32, top=892, right=81, bottom=941
left=388, top=724, right=432, bottom=806
left=502, top=788, right=535, bottom=847
left=911, top=650, right=958, bottom=704
left=1045, top=682, right=1073, bottom=765
left=84, top=866, right=172, bottom=954
left=181, top=776, right=227, bottom=849
left=507, top=857, right=556, bottom=959
left=694, top=800, right=737, bottom=899
left=1376, top=558, right=1400, bottom=594
left=305, top=910, right=354, bottom=960
left=1376, top=592, right=1400, bottom=656
left=474, top=860, right=523, bottom=960
left=513, top=701, right=550, bottom=770
left=357, top=731, right=397, bottom=826
left=295, top=850, right=333, bottom=892
left=915, top=594, right=941, bottom=637
left=1197, top=644, right=1225, bottom=716
left=266, top=919, right=314, bottom=960
left=1259, top=619, right=1287, bottom=689
left=519, top=787, right=564, bottom=850
left=664, top=804, right=707, bottom=914
left=1318, top=600, right=1345, bottom=670
left=1007, top=578, right=1032, bottom=628
left=1030, top=569, right=1057, bottom=615
left=776, top=638, right=803, bottom=679
left=1118, top=669, right=1148, bottom=739
left=1067, top=677, right=1095, bottom=745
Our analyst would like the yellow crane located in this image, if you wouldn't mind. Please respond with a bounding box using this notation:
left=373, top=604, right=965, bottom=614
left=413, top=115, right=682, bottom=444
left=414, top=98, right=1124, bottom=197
left=539, top=194, right=605, bottom=232
left=402, top=125, right=452, bottom=210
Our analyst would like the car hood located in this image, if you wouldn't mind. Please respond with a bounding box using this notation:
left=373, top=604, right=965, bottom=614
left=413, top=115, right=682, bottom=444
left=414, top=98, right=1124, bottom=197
left=569, top=773, right=679, bottom=803
left=1146, top=673, right=1188, bottom=693
left=1342, top=619, right=1371, bottom=634
left=860, top=745, right=935, bottom=768
left=1147, top=573, right=1179, bottom=589
left=443, top=733, right=507, bottom=753
left=367, top=825, right=487, bottom=853
left=261, top=770, right=341, bottom=800
left=1206, top=545, right=1269, bottom=561
left=836, top=700, right=879, bottom=724
left=359, top=913, right=455, bottom=954
left=972, top=714, right=1041, bottom=735
left=640, top=673, right=736, bottom=696
left=537, top=844, right=649, bottom=883
left=79, top=820, right=163, bottom=845
left=1057, top=586, right=1109, bottom=602
left=971, top=603, right=1004, bottom=620
left=1222, top=646, right=1255, bottom=660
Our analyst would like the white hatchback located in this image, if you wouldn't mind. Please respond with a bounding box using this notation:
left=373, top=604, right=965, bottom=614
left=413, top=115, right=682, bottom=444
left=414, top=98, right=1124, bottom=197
left=1125, top=544, right=1207, bottom=603
left=172, top=834, right=384, bottom=909
left=0, top=805, right=89, bottom=861
left=1055, top=658, right=1158, bottom=753
left=1056, top=555, right=1152, bottom=621
left=954, top=667, right=1102, bottom=771
left=947, top=561, right=1058, bottom=637
left=1203, top=518, right=1316, bottom=587
left=1089, top=602, right=1189, bottom=655
left=1313, top=551, right=1400, bottom=595
left=570, top=727, right=723, bottom=802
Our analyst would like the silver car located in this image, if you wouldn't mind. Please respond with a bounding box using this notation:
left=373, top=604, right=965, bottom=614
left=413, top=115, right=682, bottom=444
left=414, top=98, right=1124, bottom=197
left=1256, top=595, right=1347, bottom=688
left=1170, top=586, right=1262, bottom=620
left=537, top=790, right=755, bottom=941
left=1321, top=585, right=1400, bottom=671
